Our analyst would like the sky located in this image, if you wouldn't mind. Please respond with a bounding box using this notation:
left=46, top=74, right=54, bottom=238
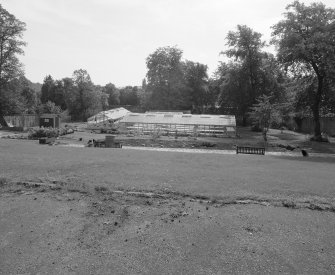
left=2, top=0, right=335, bottom=87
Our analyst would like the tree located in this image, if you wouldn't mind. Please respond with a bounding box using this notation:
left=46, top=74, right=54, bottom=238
left=0, top=4, right=26, bottom=126
left=65, top=69, right=104, bottom=121
left=38, top=100, right=62, bottom=114
left=219, top=25, right=271, bottom=124
left=72, top=69, right=95, bottom=120
left=183, top=61, right=209, bottom=113
left=40, top=75, right=55, bottom=103
left=248, top=94, right=281, bottom=141
left=19, top=76, right=40, bottom=114
left=272, top=1, right=335, bottom=140
left=224, top=25, right=266, bottom=102
left=215, top=61, right=250, bottom=119
left=217, top=25, right=288, bottom=124
left=119, top=86, right=140, bottom=106
left=53, top=80, right=67, bottom=110
left=102, top=83, right=120, bottom=106
left=146, top=46, right=188, bottom=110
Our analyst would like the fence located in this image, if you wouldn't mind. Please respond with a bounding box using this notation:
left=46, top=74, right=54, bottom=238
left=4, top=115, right=40, bottom=128
left=301, top=117, right=335, bottom=136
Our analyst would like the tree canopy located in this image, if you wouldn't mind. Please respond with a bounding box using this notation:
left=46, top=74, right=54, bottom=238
left=145, top=46, right=187, bottom=110
left=0, top=4, right=26, bottom=126
left=272, top=0, right=335, bottom=139
left=144, top=46, right=211, bottom=112
left=215, top=25, right=287, bottom=125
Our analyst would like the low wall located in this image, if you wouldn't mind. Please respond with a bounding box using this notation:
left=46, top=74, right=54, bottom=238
left=301, top=117, right=335, bottom=136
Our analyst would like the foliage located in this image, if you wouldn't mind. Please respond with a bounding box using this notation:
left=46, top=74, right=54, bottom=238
left=271, top=0, right=335, bottom=140
left=145, top=46, right=211, bottom=112
left=145, top=46, right=188, bottom=110
left=248, top=94, right=281, bottom=136
left=217, top=25, right=286, bottom=125
left=38, top=100, right=62, bottom=114
left=66, top=69, right=104, bottom=121
left=119, top=86, right=140, bottom=106
left=0, top=4, right=26, bottom=125
left=0, top=76, right=40, bottom=116
left=28, top=128, right=60, bottom=139
left=40, top=75, right=68, bottom=111
left=19, top=77, right=40, bottom=114
left=102, top=83, right=120, bottom=106
left=40, top=75, right=54, bottom=103
left=0, top=4, right=26, bottom=84
left=183, top=61, right=209, bottom=113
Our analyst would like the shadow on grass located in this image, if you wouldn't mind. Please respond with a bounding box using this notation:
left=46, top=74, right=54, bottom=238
left=273, top=155, right=335, bottom=164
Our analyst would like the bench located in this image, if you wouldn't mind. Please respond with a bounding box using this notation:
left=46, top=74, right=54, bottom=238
left=236, top=146, right=265, bottom=155
left=93, top=139, right=122, bottom=148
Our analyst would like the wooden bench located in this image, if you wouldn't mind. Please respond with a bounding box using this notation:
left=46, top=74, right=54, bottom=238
left=93, top=139, right=122, bottom=148
left=236, top=146, right=265, bottom=155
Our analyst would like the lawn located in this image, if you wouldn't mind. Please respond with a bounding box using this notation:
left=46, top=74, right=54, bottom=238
left=1, top=136, right=335, bottom=274
left=1, top=138, right=334, bottom=200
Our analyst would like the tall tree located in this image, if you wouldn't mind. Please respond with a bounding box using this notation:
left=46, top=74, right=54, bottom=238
left=0, top=4, right=26, bottom=126
left=215, top=61, right=250, bottom=120
left=183, top=61, right=209, bottom=113
left=219, top=25, right=270, bottom=124
left=66, top=69, right=103, bottom=121
left=224, top=25, right=266, bottom=102
left=53, top=80, right=67, bottom=110
left=272, top=1, right=335, bottom=140
left=146, top=46, right=188, bottom=110
left=218, top=25, right=287, bottom=124
left=40, top=75, right=55, bottom=104
left=119, top=86, right=140, bottom=106
left=19, top=76, right=39, bottom=114
left=102, top=83, right=120, bottom=106
left=73, top=69, right=95, bottom=120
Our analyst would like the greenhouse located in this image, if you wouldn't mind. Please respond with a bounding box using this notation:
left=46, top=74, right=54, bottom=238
left=87, top=107, right=130, bottom=127
left=118, top=113, right=236, bottom=137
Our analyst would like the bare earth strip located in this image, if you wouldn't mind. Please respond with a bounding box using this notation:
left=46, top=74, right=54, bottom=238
left=1, top=139, right=335, bottom=274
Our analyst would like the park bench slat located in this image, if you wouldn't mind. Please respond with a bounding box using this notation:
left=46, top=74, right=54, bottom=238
left=236, top=146, right=265, bottom=155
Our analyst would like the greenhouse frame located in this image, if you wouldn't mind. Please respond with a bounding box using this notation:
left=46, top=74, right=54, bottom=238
left=87, top=107, right=130, bottom=127
left=118, top=113, right=236, bottom=137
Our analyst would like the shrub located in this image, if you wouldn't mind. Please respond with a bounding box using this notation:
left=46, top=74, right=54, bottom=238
left=28, top=128, right=60, bottom=139
left=200, top=141, right=216, bottom=147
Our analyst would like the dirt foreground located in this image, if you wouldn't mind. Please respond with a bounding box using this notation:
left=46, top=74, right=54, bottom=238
left=1, top=180, right=335, bottom=275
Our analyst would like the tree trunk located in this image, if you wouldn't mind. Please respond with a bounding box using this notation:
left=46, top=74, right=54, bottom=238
left=242, top=115, right=247, bottom=126
left=312, top=76, right=323, bottom=141
left=0, top=85, right=9, bottom=127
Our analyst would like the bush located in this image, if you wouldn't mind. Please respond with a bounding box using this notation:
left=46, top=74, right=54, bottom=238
left=28, top=128, right=60, bottom=139
left=200, top=142, right=216, bottom=147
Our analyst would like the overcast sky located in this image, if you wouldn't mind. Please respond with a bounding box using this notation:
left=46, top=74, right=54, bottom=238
left=2, top=0, right=335, bottom=87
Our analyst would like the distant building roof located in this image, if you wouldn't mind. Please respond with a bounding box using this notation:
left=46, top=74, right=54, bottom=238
left=146, top=110, right=191, bottom=114
left=145, top=111, right=184, bottom=115
left=120, top=113, right=236, bottom=126
left=87, top=107, right=130, bottom=124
